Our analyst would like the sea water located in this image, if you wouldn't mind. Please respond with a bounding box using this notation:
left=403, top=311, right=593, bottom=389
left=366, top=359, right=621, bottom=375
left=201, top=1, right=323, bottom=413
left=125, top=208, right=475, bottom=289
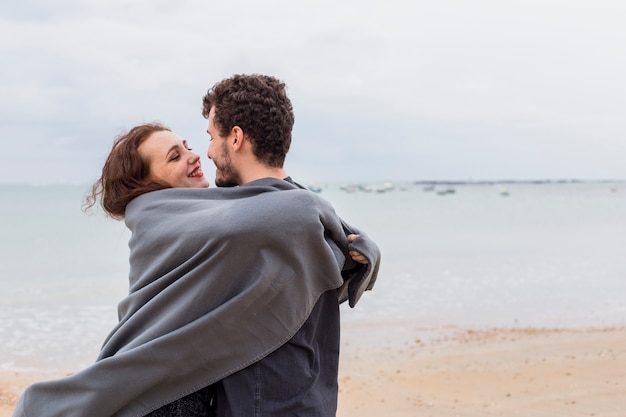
left=1, top=182, right=625, bottom=371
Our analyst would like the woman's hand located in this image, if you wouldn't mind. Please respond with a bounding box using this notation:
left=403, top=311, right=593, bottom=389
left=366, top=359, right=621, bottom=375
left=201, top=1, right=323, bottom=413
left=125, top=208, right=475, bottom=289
left=347, top=234, right=369, bottom=264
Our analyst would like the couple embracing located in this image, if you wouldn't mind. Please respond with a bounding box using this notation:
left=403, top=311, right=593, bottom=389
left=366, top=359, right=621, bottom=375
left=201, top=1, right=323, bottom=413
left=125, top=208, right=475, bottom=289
left=14, top=74, right=381, bottom=417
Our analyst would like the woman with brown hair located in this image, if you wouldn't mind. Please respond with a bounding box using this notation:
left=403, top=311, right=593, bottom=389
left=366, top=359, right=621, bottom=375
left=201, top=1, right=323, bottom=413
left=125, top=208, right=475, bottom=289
left=85, top=122, right=209, bottom=219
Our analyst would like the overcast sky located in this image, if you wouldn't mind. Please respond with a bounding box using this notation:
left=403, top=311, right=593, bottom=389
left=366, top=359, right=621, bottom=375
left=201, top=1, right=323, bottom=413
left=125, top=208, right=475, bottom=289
left=1, top=0, right=625, bottom=184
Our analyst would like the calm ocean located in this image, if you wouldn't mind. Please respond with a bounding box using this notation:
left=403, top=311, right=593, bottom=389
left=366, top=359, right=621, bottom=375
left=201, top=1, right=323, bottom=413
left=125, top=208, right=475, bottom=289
left=1, top=181, right=625, bottom=372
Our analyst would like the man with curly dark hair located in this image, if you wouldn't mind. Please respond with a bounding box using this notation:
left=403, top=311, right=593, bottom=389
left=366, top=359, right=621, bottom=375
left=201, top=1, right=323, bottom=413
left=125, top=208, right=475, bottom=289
left=201, top=74, right=378, bottom=416
left=202, top=74, right=294, bottom=187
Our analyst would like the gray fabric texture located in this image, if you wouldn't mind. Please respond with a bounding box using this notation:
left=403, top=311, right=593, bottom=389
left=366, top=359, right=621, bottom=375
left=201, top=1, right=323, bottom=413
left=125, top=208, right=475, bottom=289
left=13, top=178, right=380, bottom=417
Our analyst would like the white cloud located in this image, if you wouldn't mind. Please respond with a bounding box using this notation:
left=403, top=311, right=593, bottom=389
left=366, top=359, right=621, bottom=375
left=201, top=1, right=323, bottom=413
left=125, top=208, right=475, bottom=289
left=1, top=0, right=625, bottom=184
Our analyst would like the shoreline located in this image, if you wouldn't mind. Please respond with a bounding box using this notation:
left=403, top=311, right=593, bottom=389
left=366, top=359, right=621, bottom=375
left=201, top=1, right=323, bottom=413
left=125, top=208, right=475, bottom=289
left=2, top=325, right=625, bottom=417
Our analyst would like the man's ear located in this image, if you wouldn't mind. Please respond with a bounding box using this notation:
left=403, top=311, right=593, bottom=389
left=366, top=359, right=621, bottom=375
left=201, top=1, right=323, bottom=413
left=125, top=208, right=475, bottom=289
left=231, top=126, right=244, bottom=150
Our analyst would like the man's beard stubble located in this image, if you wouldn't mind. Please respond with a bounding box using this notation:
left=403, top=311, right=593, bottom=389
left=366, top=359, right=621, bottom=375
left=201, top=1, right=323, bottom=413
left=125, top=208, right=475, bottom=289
left=214, top=142, right=239, bottom=188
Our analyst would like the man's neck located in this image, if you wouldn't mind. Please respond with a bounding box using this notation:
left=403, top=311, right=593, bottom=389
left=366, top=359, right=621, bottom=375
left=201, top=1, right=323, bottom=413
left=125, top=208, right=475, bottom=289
left=239, top=166, right=288, bottom=185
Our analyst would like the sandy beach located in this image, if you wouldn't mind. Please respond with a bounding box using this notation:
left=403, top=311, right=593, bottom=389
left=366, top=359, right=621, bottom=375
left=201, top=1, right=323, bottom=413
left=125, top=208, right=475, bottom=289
left=337, top=325, right=626, bottom=416
left=2, top=326, right=624, bottom=417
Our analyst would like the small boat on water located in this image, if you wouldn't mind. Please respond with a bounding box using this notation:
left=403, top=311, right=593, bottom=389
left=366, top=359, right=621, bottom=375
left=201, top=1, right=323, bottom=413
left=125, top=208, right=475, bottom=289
left=340, top=182, right=395, bottom=193
left=436, top=188, right=455, bottom=196
left=340, top=184, right=358, bottom=193
left=360, top=182, right=394, bottom=193
left=306, top=184, right=323, bottom=193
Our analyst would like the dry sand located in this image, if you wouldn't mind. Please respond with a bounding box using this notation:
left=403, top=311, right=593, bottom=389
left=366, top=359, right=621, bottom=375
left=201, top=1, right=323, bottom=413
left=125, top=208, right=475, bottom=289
left=337, top=326, right=626, bottom=416
left=2, top=326, right=624, bottom=417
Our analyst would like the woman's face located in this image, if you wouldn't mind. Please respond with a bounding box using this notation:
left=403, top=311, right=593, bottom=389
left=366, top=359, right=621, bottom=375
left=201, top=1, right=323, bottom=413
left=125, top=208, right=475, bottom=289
left=138, top=130, right=210, bottom=188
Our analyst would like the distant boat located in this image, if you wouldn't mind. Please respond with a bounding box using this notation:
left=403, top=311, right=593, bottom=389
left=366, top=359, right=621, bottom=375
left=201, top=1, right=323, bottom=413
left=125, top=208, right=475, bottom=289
left=436, top=188, right=455, bottom=196
left=340, top=182, right=396, bottom=193
left=359, top=182, right=395, bottom=193
left=375, top=182, right=394, bottom=193
left=306, top=184, right=323, bottom=193
left=340, top=184, right=358, bottom=193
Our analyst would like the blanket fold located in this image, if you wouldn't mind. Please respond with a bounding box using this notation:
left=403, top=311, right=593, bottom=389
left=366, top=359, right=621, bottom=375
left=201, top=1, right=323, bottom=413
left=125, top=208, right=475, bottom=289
left=13, top=178, right=381, bottom=417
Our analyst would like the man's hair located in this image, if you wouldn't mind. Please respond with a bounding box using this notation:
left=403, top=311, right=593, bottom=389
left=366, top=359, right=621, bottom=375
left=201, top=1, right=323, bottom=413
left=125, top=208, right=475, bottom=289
left=202, top=74, right=294, bottom=167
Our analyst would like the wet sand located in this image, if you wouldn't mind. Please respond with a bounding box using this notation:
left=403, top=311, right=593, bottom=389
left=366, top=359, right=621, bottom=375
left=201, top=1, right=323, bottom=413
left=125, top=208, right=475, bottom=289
left=2, top=326, right=625, bottom=416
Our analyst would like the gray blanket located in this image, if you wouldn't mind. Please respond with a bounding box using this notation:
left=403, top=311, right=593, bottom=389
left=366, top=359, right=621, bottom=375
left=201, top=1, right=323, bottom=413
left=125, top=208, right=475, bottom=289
left=14, top=178, right=380, bottom=417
